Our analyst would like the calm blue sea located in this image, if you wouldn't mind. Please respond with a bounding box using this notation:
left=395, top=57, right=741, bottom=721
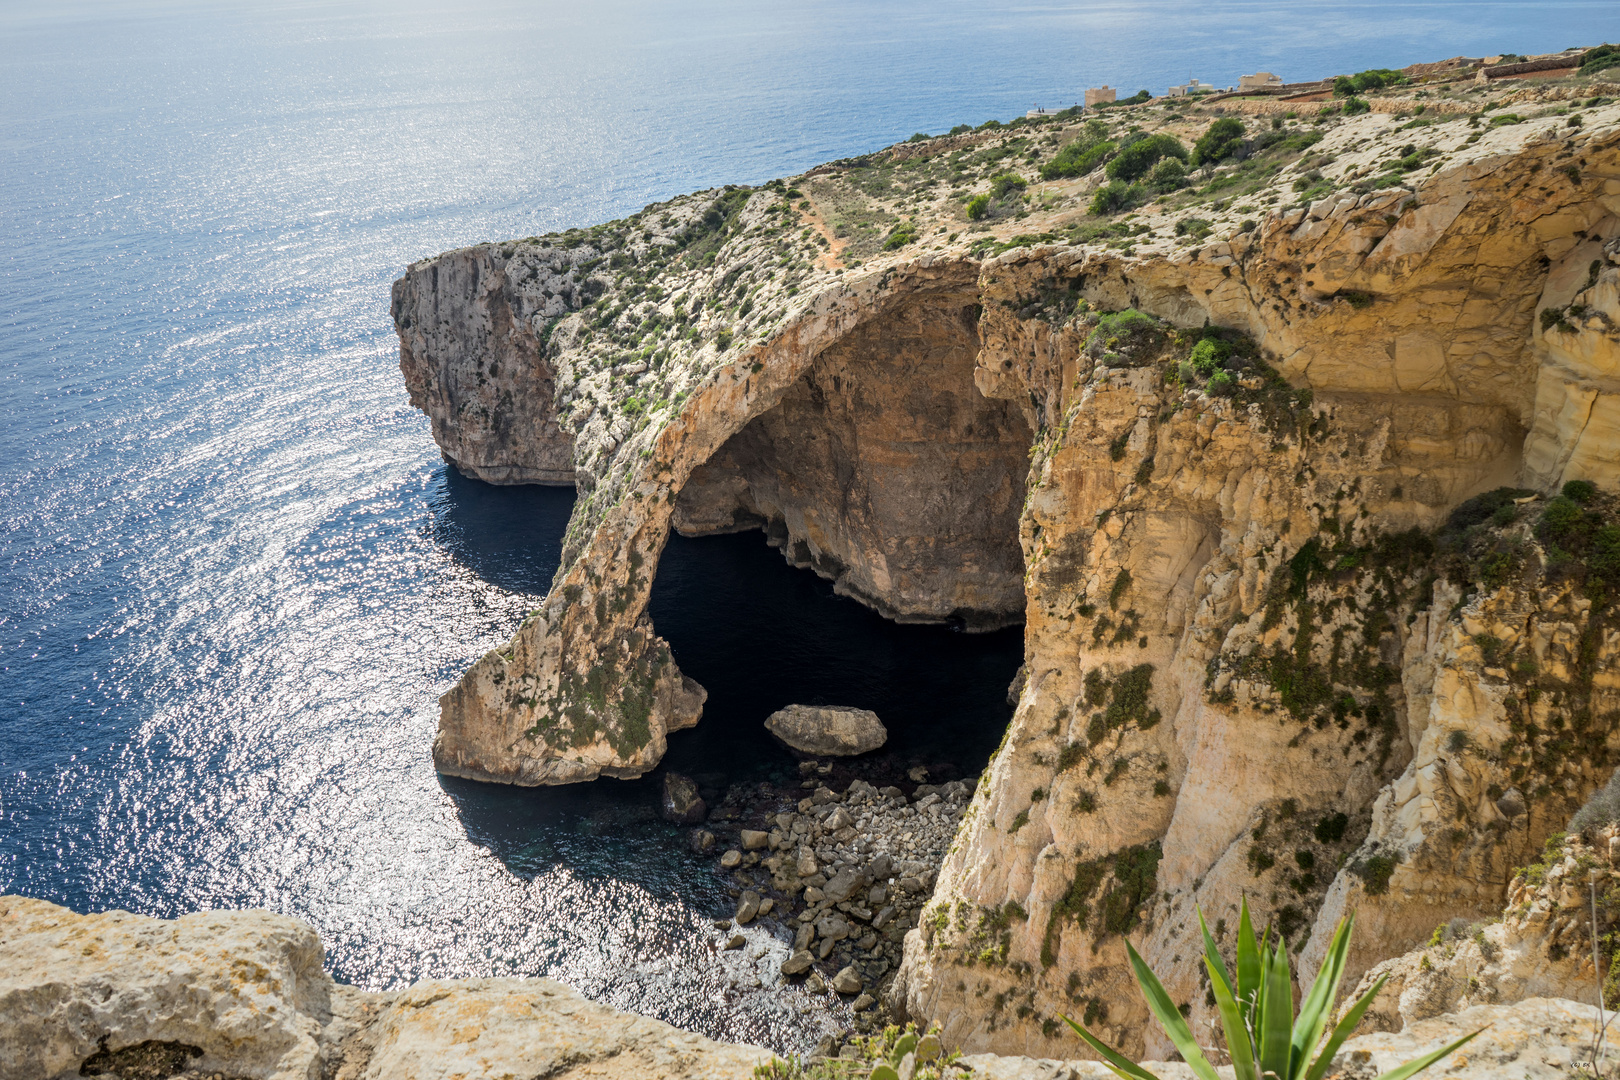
left=2, top=0, right=1614, bottom=1050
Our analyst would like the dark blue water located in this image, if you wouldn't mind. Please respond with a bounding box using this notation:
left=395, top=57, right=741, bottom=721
left=3, top=0, right=1615, bottom=1051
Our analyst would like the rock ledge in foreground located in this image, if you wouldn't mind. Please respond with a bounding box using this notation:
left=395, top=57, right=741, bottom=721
left=765, top=705, right=887, bottom=756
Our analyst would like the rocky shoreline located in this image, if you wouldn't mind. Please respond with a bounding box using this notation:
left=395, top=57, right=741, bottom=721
left=676, top=754, right=978, bottom=1043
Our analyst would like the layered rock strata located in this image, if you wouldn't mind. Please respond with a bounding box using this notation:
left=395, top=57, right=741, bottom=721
left=398, top=86, right=1620, bottom=1059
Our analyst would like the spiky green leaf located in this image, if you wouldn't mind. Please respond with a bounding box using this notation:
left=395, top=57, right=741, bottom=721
left=1124, top=942, right=1223, bottom=1080
left=1302, top=974, right=1388, bottom=1080
left=1059, top=1014, right=1162, bottom=1080
left=1292, top=913, right=1354, bottom=1071
left=1258, top=932, right=1294, bottom=1078
left=1236, top=899, right=1263, bottom=1024
left=1201, top=932, right=1259, bottom=1080
left=1371, top=1028, right=1488, bottom=1080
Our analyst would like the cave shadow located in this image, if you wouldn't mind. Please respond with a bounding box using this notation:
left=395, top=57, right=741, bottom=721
left=427, top=464, right=576, bottom=594
left=649, top=527, right=1023, bottom=794
left=436, top=522, right=1022, bottom=890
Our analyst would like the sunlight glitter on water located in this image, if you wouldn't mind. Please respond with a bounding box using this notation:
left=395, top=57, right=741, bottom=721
left=4, top=0, right=1613, bottom=1056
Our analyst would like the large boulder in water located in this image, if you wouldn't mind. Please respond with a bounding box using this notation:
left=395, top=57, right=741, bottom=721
left=660, top=772, right=707, bottom=823
left=764, top=705, right=887, bottom=756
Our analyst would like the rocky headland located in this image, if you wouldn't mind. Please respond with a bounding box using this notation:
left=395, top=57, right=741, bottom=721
left=389, top=51, right=1620, bottom=1065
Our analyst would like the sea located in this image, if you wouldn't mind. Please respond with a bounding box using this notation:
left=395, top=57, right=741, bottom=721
left=2, top=0, right=1614, bottom=1052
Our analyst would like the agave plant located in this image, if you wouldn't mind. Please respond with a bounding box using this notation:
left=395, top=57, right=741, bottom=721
left=1063, top=899, right=1485, bottom=1080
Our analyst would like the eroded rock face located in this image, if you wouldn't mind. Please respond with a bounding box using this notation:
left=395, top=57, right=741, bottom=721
left=397, top=98, right=1620, bottom=1062
left=674, top=289, right=1030, bottom=628
left=892, top=119, right=1620, bottom=1058
left=0, top=896, right=766, bottom=1080
left=765, top=705, right=888, bottom=756
left=393, top=247, right=577, bottom=485
left=1347, top=824, right=1620, bottom=1036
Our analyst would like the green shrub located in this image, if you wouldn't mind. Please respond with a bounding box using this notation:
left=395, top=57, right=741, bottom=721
left=1445, top=487, right=1536, bottom=532
left=989, top=172, right=1028, bottom=199
left=1146, top=157, right=1187, bottom=191
left=1563, top=479, right=1597, bottom=503
left=1190, top=118, right=1246, bottom=167
left=1041, top=122, right=1115, bottom=179
left=1356, top=852, right=1399, bottom=895
left=1314, top=812, right=1348, bottom=843
left=965, top=193, right=992, bottom=220
left=1334, top=68, right=1407, bottom=96
left=1207, top=370, right=1235, bottom=396
left=1188, top=338, right=1227, bottom=374
left=1580, top=45, right=1620, bottom=77
left=1489, top=113, right=1523, bottom=126
left=1540, top=495, right=1587, bottom=540
left=883, top=222, right=919, bottom=250
left=1342, top=96, right=1371, bottom=115
left=1106, top=134, right=1188, bottom=182
left=1089, top=180, right=1141, bottom=215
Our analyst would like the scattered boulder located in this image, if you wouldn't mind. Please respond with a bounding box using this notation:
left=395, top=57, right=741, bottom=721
left=831, top=966, right=863, bottom=994
left=720, top=849, right=742, bottom=869
left=689, top=829, right=716, bottom=854
left=740, top=829, right=769, bottom=850
left=852, top=992, right=876, bottom=1012
left=724, top=934, right=745, bottom=950
left=661, top=772, right=707, bottom=824
left=765, top=705, right=887, bottom=756
left=796, top=849, right=820, bottom=877
left=781, top=950, right=814, bottom=976
left=735, top=891, right=761, bottom=925
left=823, top=869, right=864, bottom=903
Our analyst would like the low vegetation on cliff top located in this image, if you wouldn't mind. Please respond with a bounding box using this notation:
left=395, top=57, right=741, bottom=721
left=754, top=1024, right=959, bottom=1080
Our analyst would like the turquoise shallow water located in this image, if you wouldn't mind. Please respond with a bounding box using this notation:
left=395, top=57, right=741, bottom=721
left=2, top=0, right=1615, bottom=1051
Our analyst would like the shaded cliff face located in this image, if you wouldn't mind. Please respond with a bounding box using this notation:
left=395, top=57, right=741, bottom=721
left=675, top=289, right=1031, bottom=629
left=398, top=96, right=1620, bottom=1056
left=393, top=247, right=577, bottom=484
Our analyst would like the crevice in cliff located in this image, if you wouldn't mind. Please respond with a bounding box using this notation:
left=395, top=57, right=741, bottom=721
left=669, top=287, right=1032, bottom=632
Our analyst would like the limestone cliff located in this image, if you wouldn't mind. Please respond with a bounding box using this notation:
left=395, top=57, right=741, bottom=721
left=397, top=79, right=1620, bottom=1057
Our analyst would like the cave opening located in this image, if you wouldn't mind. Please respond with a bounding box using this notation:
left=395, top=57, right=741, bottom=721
left=646, top=287, right=1033, bottom=787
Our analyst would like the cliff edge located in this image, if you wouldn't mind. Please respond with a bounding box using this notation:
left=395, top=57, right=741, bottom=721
left=395, top=77, right=1620, bottom=1057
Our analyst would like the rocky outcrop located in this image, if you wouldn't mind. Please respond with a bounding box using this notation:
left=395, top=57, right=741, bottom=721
left=397, top=84, right=1620, bottom=1061
left=0, top=896, right=766, bottom=1080
left=1347, top=823, right=1620, bottom=1035
left=393, top=246, right=577, bottom=485
left=765, top=705, right=888, bottom=756
left=672, top=287, right=1030, bottom=628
